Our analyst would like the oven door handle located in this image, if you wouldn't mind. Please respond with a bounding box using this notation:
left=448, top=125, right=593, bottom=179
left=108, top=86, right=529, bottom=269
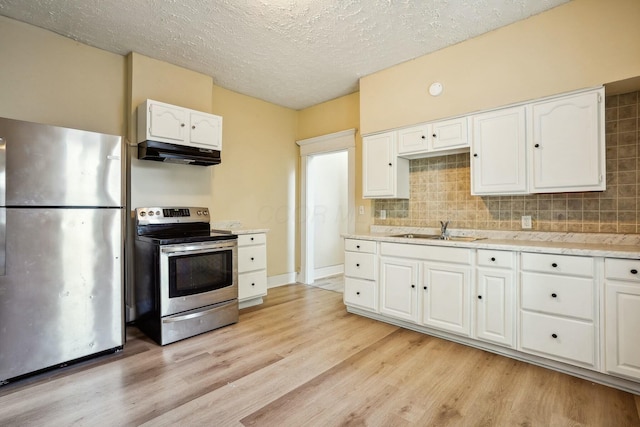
left=163, top=304, right=230, bottom=323
left=160, top=245, right=230, bottom=256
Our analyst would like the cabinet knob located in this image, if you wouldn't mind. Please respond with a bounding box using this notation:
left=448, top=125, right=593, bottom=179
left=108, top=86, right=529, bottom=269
left=421, top=135, right=426, bottom=139
left=551, top=293, right=557, bottom=298
left=251, top=237, right=254, bottom=241
left=356, top=245, right=360, bottom=249
left=356, top=291, right=360, bottom=295
left=411, top=284, right=415, bottom=288
left=534, top=143, right=540, bottom=148
left=356, top=263, right=360, bottom=267
left=180, top=123, right=186, bottom=127
left=478, top=295, right=483, bottom=300
left=423, top=286, right=427, bottom=290
left=251, top=257, right=255, bottom=261
left=631, top=269, right=638, bottom=275
left=432, top=133, right=437, bottom=138
left=192, top=125, right=196, bottom=129
left=251, top=283, right=255, bottom=286
left=490, top=257, right=496, bottom=262
left=551, top=263, right=558, bottom=268
left=388, top=163, right=392, bottom=166
left=473, top=153, right=478, bottom=157
left=551, top=333, right=558, bottom=339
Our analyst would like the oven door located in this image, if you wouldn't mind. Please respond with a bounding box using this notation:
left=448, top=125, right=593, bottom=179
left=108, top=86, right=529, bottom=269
left=159, top=240, right=238, bottom=317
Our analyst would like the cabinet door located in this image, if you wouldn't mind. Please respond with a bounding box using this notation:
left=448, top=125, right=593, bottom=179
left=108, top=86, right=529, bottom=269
left=471, top=106, right=527, bottom=195
left=476, top=268, right=514, bottom=347
left=190, top=112, right=222, bottom=149
left=148, top=102, right=187, bottom=142
left=421, top=263, right=471, bottom=336
left=380, top=258, right=419, bottom=322
left=363, top=132, right=409, bottom=198
left=398, top=124, right=430, bottom=155
left=431, top=117, right=468, bottom=151
left=531, top=89, right=604, bottom=192
left=605, top=281, right=640, bottom=380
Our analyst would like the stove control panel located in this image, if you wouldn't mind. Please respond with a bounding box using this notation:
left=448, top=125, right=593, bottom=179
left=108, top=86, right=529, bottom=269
left=136, top=207, right=210, bottom=224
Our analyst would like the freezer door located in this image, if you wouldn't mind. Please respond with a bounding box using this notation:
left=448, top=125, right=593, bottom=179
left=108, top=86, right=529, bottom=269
left=0, top=208, right=123, bottom=381
left=0, top=117, right=122, bottom=207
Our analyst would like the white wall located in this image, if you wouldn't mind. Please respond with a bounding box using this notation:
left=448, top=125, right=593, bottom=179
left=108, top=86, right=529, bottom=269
left=312, top=151, right=348, bottom=270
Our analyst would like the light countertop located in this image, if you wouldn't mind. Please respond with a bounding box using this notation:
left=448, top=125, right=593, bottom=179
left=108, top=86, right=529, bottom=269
left=344, top=227, right=640, bottom=259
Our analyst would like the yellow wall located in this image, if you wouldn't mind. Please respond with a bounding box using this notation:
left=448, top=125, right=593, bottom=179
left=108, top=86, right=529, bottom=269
left=297, top=93, right=371, bottom=234
left=360, top=0, right=640, bottom=134
left=211, top=86, right=298, bottom=276
left=0, top=16, right=125, bottom=135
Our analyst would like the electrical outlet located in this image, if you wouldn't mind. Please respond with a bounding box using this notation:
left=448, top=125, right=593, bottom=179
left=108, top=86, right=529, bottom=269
left=521, top=215, right=532, bottom=229
left=359, top=205, right=365, bottom=215
left=380, top=209, right=387, bottom=220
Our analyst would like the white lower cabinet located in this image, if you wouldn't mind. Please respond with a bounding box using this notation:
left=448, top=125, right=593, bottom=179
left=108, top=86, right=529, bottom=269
left=475, top=250, right=515, bottom=348
left=344, top=239, right=378, bottom=312
left=519, top=252, right=597, bottom=368
left=421, top=263, right=471, bottom=336
left=379, top=257, right=419, bottom=322
left=605, top=258, right=640, bottom=381
left=237, top=233, right=268, bottom=308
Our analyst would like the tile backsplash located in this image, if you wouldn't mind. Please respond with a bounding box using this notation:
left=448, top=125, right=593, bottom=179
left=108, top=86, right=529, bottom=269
left=374, top=90, right=640, bottom=233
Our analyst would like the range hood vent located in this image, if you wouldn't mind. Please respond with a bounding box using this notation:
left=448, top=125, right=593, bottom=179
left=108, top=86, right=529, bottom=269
left=138, top=140, right=221, bottom=166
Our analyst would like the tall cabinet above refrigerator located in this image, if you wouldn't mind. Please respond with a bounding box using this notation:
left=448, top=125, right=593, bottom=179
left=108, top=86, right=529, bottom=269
left=0, top=117, right=124, bottom=383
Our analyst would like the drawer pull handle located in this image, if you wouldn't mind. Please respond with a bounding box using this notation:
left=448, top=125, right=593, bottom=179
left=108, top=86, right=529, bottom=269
left=551, top=333, right=558, bottom=339
left=490, top=257, right=496, bottom=262
left=551, top=263, right=558, bottom=268
left=631, top=269, right=638, bottom=275
left=478, top=295, right=482, bottom=300
left=551, top=293, right=557, bottom=298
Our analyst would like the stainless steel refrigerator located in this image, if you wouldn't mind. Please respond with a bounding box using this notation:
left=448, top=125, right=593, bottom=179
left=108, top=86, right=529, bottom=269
left=0, top=117, right=124, bottom=383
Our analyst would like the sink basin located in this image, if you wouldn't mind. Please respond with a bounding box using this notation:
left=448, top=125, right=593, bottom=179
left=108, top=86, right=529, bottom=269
left=390, top=233, right=441, bottom=239
left=390, top=234, right=486, bottom=242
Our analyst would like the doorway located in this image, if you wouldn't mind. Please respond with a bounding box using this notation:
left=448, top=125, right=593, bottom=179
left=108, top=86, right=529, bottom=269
left=297, top=129, right=356, bottom=285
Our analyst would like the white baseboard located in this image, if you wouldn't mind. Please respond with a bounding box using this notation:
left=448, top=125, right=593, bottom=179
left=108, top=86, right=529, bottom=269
left=268, top=272, right=297, bottom=289
left=314, top=264, right=344, bottom=280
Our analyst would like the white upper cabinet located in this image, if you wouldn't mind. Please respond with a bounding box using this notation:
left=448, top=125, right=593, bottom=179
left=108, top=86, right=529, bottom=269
left=398, top=117, right=469, bottom=157
left=471, top=87, right=605, bottom=195
left=363, top=131, right=409, bottom=199
left=138, top=99, right=223, bottom=150
left=471, top=106, right=527, bottom=195
left=530, top=89, right=605, bottom=193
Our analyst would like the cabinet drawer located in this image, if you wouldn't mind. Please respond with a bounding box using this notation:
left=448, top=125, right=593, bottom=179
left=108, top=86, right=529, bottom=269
left=605, top=258, right=640, bottom=282
left=238, top=233, right=267, bottom=246
left=477, top=249, right=514, bottom=269
left=380, top=242, right=471, bottom=264
left=521, top=252, right=593, bottom=277
left=344, top=277, right=377, bottom=311
left=345, top=239, right=376, bottom=254
left=520, top=311, right=595, bottom=367
left=239, top=270, right=267, bottom=300
left=345, top=252, right=376, bottom=280
left=238, top=245, right=267, bottom=273
left=521, top=273, right=594, bottom=320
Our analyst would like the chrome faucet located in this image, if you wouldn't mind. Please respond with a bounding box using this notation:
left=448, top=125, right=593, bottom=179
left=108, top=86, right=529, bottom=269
left=440, top=220, right=450, bottom=240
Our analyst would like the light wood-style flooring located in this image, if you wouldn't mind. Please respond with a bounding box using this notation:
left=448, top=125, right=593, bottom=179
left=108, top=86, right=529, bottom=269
left=1, top=284, right=639, bottom=426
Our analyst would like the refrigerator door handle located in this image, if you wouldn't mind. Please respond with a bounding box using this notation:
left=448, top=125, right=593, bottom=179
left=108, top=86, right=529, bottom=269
left=0, top=136, right=5, bottom=207
left=0, top=137, right=5, bottom=275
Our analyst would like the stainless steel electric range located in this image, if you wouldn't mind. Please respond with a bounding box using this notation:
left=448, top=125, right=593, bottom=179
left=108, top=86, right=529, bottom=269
left=133, top=207, right=238, bottom=345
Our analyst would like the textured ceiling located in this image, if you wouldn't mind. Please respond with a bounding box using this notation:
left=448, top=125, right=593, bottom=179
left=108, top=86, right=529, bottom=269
left=0, top=0, right=569, bottom=110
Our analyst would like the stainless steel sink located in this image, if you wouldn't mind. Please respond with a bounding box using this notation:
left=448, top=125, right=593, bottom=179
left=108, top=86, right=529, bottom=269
left=390, top=234, right=486, bottom=242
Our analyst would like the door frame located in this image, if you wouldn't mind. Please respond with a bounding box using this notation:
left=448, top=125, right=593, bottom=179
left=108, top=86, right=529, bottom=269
left=296, top=129, right=356, bottom=284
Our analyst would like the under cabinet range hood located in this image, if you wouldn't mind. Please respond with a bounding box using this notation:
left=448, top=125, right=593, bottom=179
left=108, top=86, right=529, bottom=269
left=138, top=140, right=221, bottom=166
